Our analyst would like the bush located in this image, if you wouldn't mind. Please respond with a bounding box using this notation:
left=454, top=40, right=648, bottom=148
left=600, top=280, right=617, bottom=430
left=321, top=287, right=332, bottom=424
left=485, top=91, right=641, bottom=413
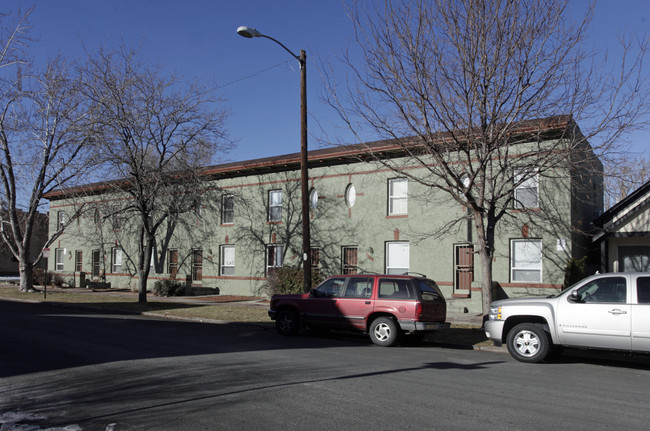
left=52, top=274, right=65, bottom=287
left=33, top=268, right=52, bottom=286
left=261, top=266, right=324, bottom=296
left=153, top=279, right=186, bottom=297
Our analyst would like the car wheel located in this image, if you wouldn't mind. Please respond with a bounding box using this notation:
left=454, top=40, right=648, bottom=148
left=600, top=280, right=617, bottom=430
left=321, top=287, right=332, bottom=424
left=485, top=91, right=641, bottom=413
left=369, top=316, right=401, bottom=347
left=506, top=323, right=550, bottom=363
left=275, top=309, right=299, bottom=336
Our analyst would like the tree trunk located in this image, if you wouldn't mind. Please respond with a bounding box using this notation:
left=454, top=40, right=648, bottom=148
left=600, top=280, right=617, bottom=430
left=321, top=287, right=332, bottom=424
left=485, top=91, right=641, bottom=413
left=19, top=256, right=34, bottom=292
left=138, top=275, right=148, bottom=303
left=137, top=232, right=153, bottom=303
left=474, top=211, right=495, bottom=315
left=478, top=247, right=494, bottom=316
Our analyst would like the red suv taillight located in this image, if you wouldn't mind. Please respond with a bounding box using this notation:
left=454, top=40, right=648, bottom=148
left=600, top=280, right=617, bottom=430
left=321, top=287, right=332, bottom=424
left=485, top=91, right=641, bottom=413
left=415, top=302, right=423, bottom=321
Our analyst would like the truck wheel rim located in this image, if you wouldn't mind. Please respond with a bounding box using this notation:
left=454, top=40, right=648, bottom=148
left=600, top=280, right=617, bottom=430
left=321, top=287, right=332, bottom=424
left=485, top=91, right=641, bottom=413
left=513, top=330, right=540, bottom=357
left=279, top=314, right=293, bottom=331
left=374, top=322, right=391, bottom=341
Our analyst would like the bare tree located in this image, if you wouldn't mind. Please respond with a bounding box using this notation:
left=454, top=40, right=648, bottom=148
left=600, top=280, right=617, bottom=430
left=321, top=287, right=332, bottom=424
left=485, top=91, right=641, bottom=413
left=604, top=154, right=650, bottom=209
left=81, top=46, right=229, bottom=302
left=324, top=0, right=649, bottom=313
left=0, top=8, right=96, bottom=292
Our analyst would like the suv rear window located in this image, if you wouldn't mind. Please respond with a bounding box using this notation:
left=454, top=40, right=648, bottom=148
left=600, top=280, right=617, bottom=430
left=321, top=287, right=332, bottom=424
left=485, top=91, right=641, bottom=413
left=415, top=279, right=443, bottom=301
left=378, top=278, right=414, bottom=299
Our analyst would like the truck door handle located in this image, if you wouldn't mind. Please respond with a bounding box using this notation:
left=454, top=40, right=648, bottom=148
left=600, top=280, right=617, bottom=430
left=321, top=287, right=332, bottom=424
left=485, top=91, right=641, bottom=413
left=608, top=309, right=628, bottom=315
left=365, top=301, right=371, bottom=304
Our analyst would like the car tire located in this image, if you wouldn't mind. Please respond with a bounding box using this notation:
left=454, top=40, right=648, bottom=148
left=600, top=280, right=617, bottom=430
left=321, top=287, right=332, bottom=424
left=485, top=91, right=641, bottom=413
left=275, top=309, right=299, bottom=336
left=369, top=316, right=401, bottom=347
left=506, top=323, right=550, bottom=363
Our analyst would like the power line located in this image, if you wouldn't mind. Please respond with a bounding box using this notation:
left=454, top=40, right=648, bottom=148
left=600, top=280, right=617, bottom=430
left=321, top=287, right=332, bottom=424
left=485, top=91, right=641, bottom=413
left=219, top=60, right=291, bottom=89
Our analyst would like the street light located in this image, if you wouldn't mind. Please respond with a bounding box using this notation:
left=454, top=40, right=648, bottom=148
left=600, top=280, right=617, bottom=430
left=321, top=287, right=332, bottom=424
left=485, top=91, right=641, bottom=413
left=237, top=26, right=312, bottom=291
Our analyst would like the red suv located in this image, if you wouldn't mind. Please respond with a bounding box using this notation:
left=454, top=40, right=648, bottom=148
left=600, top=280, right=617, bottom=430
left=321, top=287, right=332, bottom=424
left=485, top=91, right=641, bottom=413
left=268, top=274, right=449, bottom=346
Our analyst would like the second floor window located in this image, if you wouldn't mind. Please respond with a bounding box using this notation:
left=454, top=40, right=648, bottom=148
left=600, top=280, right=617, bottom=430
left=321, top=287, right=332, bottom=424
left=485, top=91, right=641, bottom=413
left=514, top=169, right=539, bottom=209
left=57, top=211, right=66, bottom=230
left=388, top=178, right=408, bottom=215
left=268, top=190, right=282, bottom=222
left=221, top=194, right=234, bottom=224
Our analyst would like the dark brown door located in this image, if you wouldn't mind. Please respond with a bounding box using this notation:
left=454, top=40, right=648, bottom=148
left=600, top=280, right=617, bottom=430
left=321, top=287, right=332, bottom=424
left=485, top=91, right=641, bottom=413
left=455, top=244, right=474, bottom=291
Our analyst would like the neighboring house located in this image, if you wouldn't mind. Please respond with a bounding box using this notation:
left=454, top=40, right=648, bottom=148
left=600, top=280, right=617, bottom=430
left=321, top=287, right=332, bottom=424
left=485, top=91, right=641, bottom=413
left=0, top=210, right=48, bottom=276
left=45, top=117, right=603, bottom=313
left=593, top=180, right=650, bottom=273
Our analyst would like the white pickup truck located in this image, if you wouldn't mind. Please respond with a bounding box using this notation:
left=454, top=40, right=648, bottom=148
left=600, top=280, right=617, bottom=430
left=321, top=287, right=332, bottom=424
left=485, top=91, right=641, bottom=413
left=484, top=272, right=650, bottom=362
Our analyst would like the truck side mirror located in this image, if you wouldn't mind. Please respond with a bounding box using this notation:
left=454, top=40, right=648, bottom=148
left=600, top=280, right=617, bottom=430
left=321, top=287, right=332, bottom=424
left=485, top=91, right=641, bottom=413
left=569, top=290, right=581, bottom=303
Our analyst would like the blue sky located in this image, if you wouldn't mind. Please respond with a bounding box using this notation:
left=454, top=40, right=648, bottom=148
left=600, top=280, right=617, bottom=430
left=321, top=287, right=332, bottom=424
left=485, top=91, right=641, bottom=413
left=3, top=0, right=649, bottom=163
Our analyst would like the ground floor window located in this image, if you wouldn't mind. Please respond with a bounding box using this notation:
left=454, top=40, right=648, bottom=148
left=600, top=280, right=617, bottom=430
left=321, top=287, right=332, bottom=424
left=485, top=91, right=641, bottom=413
left=168, top=249, right=178, bottom=278
left=55, top=248, right=65, bottom=271
left=75, top=250, right=83, bottom=272
left=342, top=246, right=358, bottom=274
left=386, top=242, right=409, bottom=275
left=511, top=239, right=542, bottom=282
left=92, top=250, right=101, bottom=278
left=192, top=249, right=203, bottom=281
left=266, top=244, right=284, bottom=275
left=112, top=248, right=123, bottom=273
left=311, top=247, right=320, bottom=275
left=220, top=245, right=235, bottom=276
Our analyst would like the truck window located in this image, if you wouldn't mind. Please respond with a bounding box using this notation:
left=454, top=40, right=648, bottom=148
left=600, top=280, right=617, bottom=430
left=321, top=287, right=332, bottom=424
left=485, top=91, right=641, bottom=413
left=575, top=277, right=626, bottom=304
left=637, top=277, right=650, bottom=304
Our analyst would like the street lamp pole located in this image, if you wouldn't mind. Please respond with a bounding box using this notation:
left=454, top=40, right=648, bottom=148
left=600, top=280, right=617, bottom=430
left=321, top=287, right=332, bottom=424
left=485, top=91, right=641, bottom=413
left=237, top=26, right=312, bottom=291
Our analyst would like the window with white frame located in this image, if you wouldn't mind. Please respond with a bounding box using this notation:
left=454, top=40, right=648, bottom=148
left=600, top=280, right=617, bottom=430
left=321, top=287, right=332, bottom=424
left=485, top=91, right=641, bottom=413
left=511, top=239, right=542, bottom=282
left=514, top=169, right=539, bottom=208
left=112, top=247, right=123, bottom=273
left=55, top=248, right=65, bottom=271
left=266, top=244, right=284, bottom=275
left=388, top=178, right=408, bottom=215
left=268, top=190, right=282, bottom=222
left=386, top=242, right=410, bottom=275
left=220, top=245, right=235, bottom=276
left=221, top=194, right=234, bottom=224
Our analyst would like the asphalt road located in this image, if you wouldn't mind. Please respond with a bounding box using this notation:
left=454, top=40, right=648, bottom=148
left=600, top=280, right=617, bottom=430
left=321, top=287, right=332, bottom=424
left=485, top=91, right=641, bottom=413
left=2, top=300, right=650, bottom=431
